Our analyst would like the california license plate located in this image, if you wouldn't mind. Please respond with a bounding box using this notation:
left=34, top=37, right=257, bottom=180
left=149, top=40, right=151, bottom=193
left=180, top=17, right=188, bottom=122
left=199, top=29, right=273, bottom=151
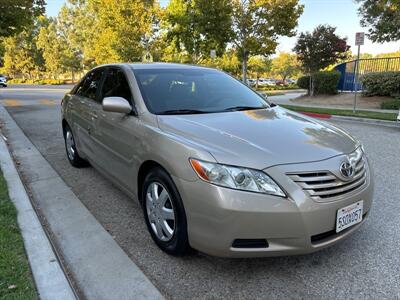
left=336, top=200, right=363, bottom=233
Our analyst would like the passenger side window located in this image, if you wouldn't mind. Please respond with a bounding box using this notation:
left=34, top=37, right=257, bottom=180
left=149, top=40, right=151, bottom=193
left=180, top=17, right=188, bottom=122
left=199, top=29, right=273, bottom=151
left=76, top=68, right=105, bottom=101
left=101, top=68, right=133, bottom=103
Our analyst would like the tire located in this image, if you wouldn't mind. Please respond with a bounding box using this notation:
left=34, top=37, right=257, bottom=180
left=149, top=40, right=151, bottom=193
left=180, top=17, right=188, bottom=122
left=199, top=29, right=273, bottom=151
left=63, top=124, right=88, bottom=168
left=142, top=167, right=190, bottom=256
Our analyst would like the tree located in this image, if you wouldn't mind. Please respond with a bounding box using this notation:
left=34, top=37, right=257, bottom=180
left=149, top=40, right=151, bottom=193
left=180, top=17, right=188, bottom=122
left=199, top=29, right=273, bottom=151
left=357, top=0, right=400, bottom=43
left=87, top=0, right=160, bottom=64
left=2, top=19, right=44, bottom=78
left=231, top=0, right=303, bottom=82
left=248, top=56, right=271, bottom=87
left=164, top=0, right=233, bottom=63
left=271, top=52, right=299, bottom=82
left=0, top=0, right=45, bottom=37
left=293, top=25, right=349, bottom=95
left=37, top=19, right=66, bottom=79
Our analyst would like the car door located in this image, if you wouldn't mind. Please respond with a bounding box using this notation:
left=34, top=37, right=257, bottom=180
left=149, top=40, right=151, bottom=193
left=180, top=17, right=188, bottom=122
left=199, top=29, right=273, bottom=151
left=72, top=67, right=105, bottom=161
left=91, top=67, right=141, bottom=191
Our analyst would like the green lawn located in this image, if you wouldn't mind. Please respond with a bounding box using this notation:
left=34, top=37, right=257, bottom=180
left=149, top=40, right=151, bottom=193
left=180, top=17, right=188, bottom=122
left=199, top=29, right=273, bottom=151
left=0, top=170, right=37, bottom=300
left=281, top=104, right=398, bottom=121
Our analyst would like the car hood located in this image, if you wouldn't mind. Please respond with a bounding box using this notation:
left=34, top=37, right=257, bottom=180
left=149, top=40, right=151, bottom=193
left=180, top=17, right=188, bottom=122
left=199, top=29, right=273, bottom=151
left=157, top=107, right=358, bottom=169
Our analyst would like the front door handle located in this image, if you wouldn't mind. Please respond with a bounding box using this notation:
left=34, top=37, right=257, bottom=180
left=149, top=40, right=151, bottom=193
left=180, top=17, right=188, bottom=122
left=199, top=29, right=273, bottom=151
left=91, top=113, right=98, bottom=120
left=87, top=127, right=91, bottom=135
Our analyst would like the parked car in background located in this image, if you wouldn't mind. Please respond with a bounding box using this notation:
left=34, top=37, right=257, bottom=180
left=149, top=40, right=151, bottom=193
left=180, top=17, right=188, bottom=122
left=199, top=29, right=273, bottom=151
left=275, top=79, right=286, bottom=86
left=0, top=74, right=7, bottom=87
left=62, top=63, right=373, bottom=257
left=258, top=78, right=276, bottom=86
left=286, top=78, right=296, bottom=85
left=247, top=79, right=256, bottom=87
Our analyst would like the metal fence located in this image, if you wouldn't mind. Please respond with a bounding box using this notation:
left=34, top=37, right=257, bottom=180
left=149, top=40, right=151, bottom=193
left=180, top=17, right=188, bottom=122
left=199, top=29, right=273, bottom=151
left=334, top=57, right=400, bottom=91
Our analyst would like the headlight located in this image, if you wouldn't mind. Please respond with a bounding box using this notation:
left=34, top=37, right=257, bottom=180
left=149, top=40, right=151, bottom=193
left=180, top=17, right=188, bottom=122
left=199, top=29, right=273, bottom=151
left=189, top=159, right=286, bottom=197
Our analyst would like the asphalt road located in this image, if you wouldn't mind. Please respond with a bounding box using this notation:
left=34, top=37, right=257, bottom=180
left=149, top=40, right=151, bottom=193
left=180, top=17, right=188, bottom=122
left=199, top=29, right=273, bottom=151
left=1, top=85, right=400, bottom=299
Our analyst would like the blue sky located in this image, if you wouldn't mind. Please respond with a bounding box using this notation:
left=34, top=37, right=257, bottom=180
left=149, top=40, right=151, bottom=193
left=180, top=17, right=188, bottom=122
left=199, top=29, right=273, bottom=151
left=45, top=0, right=400, bottom=55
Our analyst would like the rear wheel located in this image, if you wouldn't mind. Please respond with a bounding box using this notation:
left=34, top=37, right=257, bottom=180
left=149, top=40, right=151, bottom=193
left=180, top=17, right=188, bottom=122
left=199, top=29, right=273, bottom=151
left=142, top=167, right=190, bottom=256
left=64, top=124, right=88, bottom=168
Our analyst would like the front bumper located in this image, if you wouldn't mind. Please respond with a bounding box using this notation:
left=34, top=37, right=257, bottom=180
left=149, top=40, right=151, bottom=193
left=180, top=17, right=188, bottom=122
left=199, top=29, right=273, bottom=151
left=174, top=154, right=373, bottom=258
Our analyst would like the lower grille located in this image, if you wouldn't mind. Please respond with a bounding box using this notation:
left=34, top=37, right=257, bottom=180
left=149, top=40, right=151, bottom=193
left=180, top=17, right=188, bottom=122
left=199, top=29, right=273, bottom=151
left=287, top=153, right=367, bottom=202
left=311, top=212, right=368, bottom=244
left=232, top=239, right=269, bottom=249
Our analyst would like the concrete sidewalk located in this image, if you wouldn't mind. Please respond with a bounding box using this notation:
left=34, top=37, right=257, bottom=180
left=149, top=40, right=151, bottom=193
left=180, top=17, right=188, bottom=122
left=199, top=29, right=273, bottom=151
left=0, top=105, right=164, bottom=300
left=0, top=130, right=76, bottom=300
left=267, top=91, right=398, bottom=114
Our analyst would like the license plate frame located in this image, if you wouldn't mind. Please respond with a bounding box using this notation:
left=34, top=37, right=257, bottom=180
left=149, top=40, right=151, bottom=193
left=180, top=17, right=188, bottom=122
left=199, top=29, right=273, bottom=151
left=336, top=200, right=363, bottom=233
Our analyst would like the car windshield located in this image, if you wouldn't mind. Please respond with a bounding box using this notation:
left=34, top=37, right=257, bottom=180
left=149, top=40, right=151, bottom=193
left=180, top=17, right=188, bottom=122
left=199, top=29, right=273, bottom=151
left=132, top=68, right=269, bottom=114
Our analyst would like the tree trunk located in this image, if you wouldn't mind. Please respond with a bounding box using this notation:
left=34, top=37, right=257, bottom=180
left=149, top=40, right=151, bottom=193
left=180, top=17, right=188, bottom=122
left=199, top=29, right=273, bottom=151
left=242, top=55, right=247, bottom=84
left=309, top=74, right=314, bottom=96
left=256, top=73, right=259, bottom=89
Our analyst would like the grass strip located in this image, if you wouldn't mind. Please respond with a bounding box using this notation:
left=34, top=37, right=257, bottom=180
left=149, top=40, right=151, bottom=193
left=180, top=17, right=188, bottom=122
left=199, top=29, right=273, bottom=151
left=0, top=169, right=37, bottom=300
left=281, top=104, right=398, bottom=121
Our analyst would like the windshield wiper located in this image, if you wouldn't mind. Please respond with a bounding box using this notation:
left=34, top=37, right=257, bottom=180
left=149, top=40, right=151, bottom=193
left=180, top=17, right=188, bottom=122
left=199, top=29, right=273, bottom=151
left=220, top=106, right=266, bottom=112
left=158, top=109, right=208, bottom=115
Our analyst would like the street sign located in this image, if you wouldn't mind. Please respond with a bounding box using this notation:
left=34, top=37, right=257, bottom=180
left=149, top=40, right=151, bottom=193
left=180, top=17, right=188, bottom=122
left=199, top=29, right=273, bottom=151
left=210, top=49, right=216, bottom=59
left=355, top=32, right=365, bottom=46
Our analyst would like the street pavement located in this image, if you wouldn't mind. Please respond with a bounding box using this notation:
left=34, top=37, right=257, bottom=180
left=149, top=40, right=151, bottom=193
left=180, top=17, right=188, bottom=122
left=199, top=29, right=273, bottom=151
left=1, top=85, right=399, bottom=299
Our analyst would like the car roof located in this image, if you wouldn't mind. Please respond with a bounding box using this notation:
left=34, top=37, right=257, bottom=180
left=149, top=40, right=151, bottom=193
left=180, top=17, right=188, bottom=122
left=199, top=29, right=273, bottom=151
left=95, top=62, right=217, bottom=71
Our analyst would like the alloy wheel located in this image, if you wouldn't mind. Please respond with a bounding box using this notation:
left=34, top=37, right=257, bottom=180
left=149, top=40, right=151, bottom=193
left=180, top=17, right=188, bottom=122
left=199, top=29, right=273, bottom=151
left=146, top=182, right=176, bottom=242
left=65, top=130, right=76, bottom=161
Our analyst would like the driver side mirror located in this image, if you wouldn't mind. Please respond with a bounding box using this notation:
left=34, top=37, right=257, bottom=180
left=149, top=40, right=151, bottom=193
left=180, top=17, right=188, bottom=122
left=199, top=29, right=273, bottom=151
left=102, top=97, right=132, bottom=114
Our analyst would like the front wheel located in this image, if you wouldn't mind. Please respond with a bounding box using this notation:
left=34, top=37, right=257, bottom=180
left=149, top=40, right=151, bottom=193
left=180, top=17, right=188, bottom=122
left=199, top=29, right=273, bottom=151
left=142, top=167, right=190, bottom=256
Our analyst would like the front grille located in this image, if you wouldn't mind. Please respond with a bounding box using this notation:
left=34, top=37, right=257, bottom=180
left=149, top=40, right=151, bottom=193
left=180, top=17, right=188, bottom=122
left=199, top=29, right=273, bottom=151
left=287, top=155, right=367, bottom=202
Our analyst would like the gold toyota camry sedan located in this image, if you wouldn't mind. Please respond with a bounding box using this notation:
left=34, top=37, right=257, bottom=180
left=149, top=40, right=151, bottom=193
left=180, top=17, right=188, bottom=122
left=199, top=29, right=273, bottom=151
left=61, top=63, right=373, bottom=257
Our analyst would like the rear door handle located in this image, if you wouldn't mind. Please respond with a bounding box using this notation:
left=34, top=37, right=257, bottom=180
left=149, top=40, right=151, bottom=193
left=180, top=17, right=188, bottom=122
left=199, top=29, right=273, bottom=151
left=91, top=113, right=98, bottom=119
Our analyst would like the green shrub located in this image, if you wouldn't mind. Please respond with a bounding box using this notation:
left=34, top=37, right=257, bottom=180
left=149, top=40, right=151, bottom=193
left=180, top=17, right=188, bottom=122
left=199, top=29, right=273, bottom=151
left=380, top=98, right=400, bottom=110
left=361, top=72, right=400, bottom=97
left=297, top=71, right=340, bottom=95
left=313, top=71, right=340, bottom=95
left=297, top=76, right=309, bottom=90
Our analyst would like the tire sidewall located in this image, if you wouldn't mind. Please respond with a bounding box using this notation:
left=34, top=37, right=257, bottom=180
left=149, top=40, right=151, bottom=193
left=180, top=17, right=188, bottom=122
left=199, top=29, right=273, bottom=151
left=142, top=168, right=189, bottom=256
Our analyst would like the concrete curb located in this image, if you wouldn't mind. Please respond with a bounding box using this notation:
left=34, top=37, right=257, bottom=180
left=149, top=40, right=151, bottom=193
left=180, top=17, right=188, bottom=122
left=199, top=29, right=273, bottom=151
left=0, top=105, right=164, bottom=300
left=0, top=133, right=76, bottom=299
left=295, top=110, right=400, bottom=128
left=329, top=114, right=400, bottom=128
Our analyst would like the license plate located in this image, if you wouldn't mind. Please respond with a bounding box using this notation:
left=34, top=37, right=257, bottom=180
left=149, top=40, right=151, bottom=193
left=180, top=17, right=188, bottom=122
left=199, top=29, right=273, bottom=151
left=336, top=200, right=363, bottom=233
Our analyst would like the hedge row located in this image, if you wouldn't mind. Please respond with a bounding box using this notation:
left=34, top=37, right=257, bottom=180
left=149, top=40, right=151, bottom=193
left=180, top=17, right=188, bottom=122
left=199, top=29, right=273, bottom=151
left=8, top=78, right=65, bottom=85
left=297, top=71, right=340, bottom=95
left=380, top=98, right=400, bottom=110
left=360, top=72, right=400, bottom=97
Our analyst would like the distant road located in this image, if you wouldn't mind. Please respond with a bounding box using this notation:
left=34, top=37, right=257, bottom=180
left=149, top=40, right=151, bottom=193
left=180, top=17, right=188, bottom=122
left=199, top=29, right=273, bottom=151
left=0, top=84, right=70, bottom=107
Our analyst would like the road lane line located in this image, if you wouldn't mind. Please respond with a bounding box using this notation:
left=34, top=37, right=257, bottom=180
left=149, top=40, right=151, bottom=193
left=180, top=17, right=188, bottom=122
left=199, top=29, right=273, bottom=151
left=39, top=99, right=57, bottom=105
left=2, top=99, right=22, bottom=107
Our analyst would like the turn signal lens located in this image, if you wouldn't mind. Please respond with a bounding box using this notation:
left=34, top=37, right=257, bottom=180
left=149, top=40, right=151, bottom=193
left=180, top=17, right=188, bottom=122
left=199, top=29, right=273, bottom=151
left=189, top=159, right=286, bottom=197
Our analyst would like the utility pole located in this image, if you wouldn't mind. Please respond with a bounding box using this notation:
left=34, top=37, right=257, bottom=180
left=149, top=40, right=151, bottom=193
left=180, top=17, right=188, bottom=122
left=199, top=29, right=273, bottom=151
left=353, top=32, right=364, bottom=113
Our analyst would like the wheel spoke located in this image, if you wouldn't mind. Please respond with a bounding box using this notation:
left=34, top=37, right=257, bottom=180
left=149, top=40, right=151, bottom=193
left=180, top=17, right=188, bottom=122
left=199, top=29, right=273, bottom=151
left=151, top=183, right=158, bottom=201
left=148, top=211, right=155, bottom=223
left=155, top=220, right=164, bottom=239
left=161, top=207, right=174, bottom=220
left=158, top=189, right=168, bottom=206
left=161, top=220, right=173, bottom=239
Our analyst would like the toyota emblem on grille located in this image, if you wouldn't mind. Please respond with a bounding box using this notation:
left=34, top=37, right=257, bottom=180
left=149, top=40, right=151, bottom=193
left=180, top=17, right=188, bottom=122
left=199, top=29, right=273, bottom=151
left=340, top=161, right=354, bottom=179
